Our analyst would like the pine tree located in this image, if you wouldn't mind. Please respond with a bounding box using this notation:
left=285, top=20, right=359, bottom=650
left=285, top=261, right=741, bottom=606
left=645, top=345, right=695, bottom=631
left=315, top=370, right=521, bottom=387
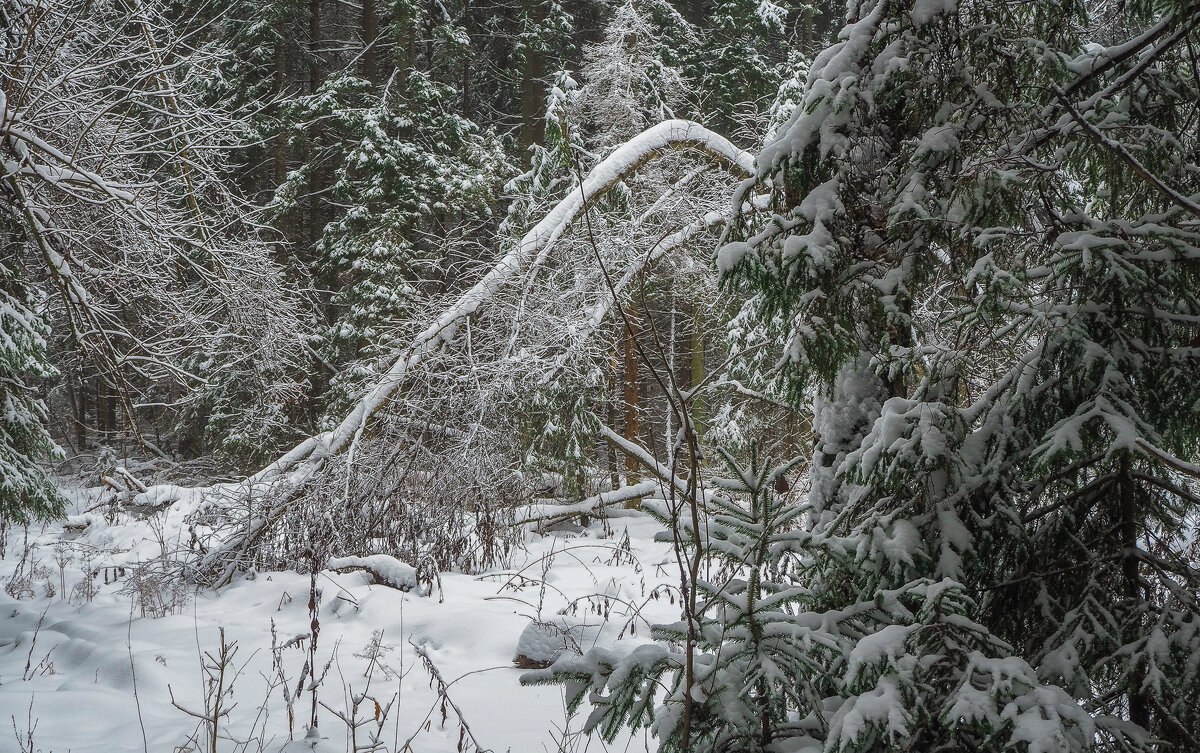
left=499, top=9, right=705, bottom=499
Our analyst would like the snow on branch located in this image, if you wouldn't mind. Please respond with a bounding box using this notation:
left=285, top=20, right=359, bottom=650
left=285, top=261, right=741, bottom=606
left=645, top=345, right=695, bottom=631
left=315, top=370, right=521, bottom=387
left=517, top=417, right=738, bottom=525
left=1136, top=439, right=1200, bottom=480
left=517, top=480, right=663, bottom=525
left=542, top=198, right=767, bottom=384
left=327, top=555, right=422, bottom=592
left=268, top=119, right=753, bottom=480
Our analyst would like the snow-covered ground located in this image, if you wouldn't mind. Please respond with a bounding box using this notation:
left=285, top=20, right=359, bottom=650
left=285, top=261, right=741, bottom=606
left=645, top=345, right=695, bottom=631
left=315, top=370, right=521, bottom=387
left=1, top=489, right=677, bottom=752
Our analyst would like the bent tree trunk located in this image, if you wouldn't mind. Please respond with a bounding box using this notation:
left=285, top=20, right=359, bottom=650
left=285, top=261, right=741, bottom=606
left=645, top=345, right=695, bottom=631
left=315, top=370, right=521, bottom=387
left=133, top=120, right=756, bottom=584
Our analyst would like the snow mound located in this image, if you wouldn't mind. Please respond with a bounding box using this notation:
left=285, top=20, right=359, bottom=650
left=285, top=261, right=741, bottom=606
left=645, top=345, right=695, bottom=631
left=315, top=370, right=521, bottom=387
left=514, top=617, right=604, bottom=669
left=327, top=554, right=420, bottom=592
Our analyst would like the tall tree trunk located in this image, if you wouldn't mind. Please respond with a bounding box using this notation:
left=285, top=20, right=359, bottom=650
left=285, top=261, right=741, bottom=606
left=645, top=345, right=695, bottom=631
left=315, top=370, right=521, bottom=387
left=273, top=29, right=290, bottom=264
left=1119, top=454, right=1151, bottom=730
left=607, top=367, right=621, bottom=489
left=307, top=0, right=325, bottom=251
left=622, top=311, right=640, bottom=479
left=362, top=0, right=378, bottom=86
left=63, top=370, right=80, bottom=454
left=460, top=0, right=472, bottom=116
left=307, top=0, right=332, bottom=404
left=99, top=378, right=118, bottom=442
left=517, top=0, right=545, bottom=166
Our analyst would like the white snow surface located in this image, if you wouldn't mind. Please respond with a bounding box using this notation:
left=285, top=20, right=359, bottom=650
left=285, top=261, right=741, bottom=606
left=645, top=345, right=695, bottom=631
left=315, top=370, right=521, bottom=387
left=0, top=488, right=678, bottom=752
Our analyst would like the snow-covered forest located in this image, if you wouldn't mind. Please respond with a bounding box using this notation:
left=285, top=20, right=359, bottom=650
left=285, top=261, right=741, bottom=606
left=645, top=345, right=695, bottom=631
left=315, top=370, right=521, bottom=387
left=3, top=0, right=1200, bottom=750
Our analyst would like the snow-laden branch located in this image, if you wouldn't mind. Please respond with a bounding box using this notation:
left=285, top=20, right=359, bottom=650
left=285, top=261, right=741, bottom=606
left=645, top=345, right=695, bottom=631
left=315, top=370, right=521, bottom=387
left=516, top=480, right=663, bottom=525
left=130, top=119, right=756, bottom=581
left=1135, top=439, right=1200, bottom=480
left=517, top=417, right=741, bottom=525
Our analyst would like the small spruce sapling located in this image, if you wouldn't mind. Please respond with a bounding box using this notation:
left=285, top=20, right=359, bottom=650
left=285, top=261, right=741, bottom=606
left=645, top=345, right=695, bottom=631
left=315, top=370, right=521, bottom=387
left=522, top=449, right=807, bottom=752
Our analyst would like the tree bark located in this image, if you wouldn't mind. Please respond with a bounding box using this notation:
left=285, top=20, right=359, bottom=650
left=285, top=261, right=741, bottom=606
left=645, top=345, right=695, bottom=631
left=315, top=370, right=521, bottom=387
left=518, top=0, right=545, bottom=166
left=362, top=0, right=378, bottom=86
left=273, top=28, right=289, bottom=264
left=622, top=309, right=640, bottom=479
left=1119, top=453, right=1151, bottom=730
left=460, top=0, right=472, bottom=116
left=100, top=378, right=118, bottom=441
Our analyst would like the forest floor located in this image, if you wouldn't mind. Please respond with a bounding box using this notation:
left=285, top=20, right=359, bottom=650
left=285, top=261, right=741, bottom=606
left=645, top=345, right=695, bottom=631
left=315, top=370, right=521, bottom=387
left=0, top=486, right=675, bottom=753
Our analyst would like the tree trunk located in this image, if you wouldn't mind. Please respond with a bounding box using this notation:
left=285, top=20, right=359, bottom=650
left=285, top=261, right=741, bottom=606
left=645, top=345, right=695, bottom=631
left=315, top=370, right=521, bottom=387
left=517, top=0, right=545, bottom=166
left=99, top=378, right=118, bottom=441
left=362, top=0, right=378, bottom=86
left=307, top=0, right=325, bottom=250
left=306, top=0, right=331, bottom=405
left=62, top=371, right=80, bottom=453
left=76, top=373, right=88, bottom=450
left=1119, top=454, right=1150, bottom=730
left=273, top=30, right=289, bottom=264
left=67, top=359, right=88, bottom=450
left=460, top=0, right=471, bottom=116
left=622, top=311, right=640, bottom=479
left=603, top=358, right=621, bottom=490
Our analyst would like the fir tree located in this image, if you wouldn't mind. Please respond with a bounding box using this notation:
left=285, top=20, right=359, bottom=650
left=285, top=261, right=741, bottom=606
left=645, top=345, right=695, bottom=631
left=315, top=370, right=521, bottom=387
left=686, top=0, right=797, bottom=136
left=534, top=1, right=1200, bottom=751
left=501, top=70, right=589, bottom=241
left=523, top=450, right=810, bottom=751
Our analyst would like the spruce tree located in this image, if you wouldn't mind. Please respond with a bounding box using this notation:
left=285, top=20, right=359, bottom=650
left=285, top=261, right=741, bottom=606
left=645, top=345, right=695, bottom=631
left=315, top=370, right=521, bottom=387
left=275, top=71, right=508, bottom=413
left=524, top=450, right=811, bottom=751
left=686, top=0, right=796, bottom=136
left=718, top=0, right=1200, bottom=749
left=532, top=1, right=1200, bottom=751
left=0, top=252, right=64, bottom=522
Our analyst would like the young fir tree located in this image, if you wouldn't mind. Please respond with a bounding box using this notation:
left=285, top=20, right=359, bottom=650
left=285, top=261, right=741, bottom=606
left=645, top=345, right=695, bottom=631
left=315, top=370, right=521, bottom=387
left=525, top=450, right=807, bottom=751
left=686, top=0, right=798, bottom=137
left=0, top=255, right=64, bottom=522
left=501, top=70, right=589, bottom=241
